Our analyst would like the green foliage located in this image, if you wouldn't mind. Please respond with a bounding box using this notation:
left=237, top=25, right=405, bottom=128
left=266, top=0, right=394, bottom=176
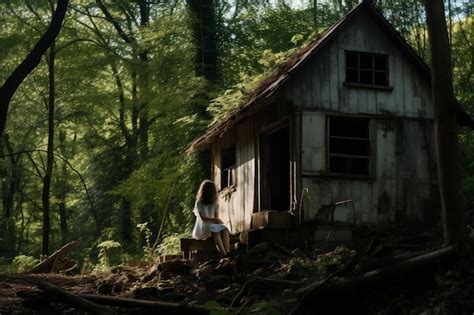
left=204, top=300, right=229, bottom=315
left=12, top=255, right=38, bottom=272
left=209, top=48, right=297, bottom=124
left=156, top=232, right=189, bottom=256
left=96, top=240, right=122, bottom=271
left=315, top=246, right=355, bottom=274
left=0, top=0, right=472, bottom=270
left=137, top=222, right=154, bottom=261
left=249, top=300, right=281, bottom=315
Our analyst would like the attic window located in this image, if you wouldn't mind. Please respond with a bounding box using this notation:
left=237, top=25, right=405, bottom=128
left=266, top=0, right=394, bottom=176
left=328, top=116, right=370, bottom=176
left=345, top=51, right=389, bottom=87
left=221, top=145, right=236, bottom=190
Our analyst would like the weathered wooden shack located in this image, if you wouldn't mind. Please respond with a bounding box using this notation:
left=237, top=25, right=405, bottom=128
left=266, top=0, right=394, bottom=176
left=189, top=0, right=473, bottom=238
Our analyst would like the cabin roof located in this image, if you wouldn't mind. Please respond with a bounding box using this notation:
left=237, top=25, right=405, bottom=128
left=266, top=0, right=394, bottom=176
left=189, top=1, right=474, bottom=151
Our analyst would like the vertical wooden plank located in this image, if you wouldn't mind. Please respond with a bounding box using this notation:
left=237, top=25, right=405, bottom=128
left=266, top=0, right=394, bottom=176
left=302, top=60, right=313, bottom=107
left=293, top=109, right=302, bottom=219
left=312, top=54, right=322, bottom=108
left=403, top=61, right=415, bottom=117
left=319, top=48, right=331, bottom=109
left=338, top=40, right=349, bottom=113
left=384, top=55, right=396, bottom=112
left=358, top=89, right=369, bottom=113
left=301, top=112, right=325, bottom=172
left=329, top=39, right=339, bottom=111
left=234, top=120, right=255, bottom=232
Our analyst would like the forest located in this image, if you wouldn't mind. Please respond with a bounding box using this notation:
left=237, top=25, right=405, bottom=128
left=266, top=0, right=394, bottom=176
left=0, top=0, right=473, bottom=314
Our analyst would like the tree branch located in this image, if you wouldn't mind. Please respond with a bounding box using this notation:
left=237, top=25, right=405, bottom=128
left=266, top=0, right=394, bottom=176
left=0, top=149, right=99, bottom=236
left=0, top=0, right=69, bottom=136
left=96, top=0, right=135, bottom=44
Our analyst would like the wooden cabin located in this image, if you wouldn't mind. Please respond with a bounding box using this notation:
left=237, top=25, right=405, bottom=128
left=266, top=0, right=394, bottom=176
left=189, top=0, right=473, bottom=241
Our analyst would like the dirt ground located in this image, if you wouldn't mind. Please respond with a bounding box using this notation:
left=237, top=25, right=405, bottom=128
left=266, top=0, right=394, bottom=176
left=1, top=233, right=474, bottom=314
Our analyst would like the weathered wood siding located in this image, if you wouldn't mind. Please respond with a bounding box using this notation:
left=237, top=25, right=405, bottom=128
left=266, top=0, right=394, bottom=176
left=300, top=116, right=438, bottom=223
left=279, top=10, right=433, bottom=119
left=278, top=10, right=438, bottom=223
left=213, top=120, right=256, bottom=233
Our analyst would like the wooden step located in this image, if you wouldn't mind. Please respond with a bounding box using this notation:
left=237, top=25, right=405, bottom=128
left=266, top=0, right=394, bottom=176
left=180, top=237, right=239, bottom=260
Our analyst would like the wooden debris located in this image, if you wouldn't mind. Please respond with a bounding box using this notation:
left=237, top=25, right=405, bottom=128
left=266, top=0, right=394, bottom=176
left=20, top=282, right=209, bottom=315
left=28, top=241, right=77, bottom=274
left=38, top=282, right=116, bottom=315
left=78, top=293, right=210, bottom=314
left=294, top=245, right=457, bottom=313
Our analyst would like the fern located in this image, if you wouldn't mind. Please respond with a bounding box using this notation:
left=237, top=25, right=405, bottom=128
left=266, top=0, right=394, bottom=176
left=96, top=240, right=121, bottom=271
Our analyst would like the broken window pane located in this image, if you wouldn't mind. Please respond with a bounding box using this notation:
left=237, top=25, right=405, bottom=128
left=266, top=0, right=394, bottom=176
left=221, top=145, right=236, bottom=189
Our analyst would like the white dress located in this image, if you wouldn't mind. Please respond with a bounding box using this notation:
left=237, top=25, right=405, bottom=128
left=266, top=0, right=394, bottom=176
left=192, top=200, right=227, bottom=240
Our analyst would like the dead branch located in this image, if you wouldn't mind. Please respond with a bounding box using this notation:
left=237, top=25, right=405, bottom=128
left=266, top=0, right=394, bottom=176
left=297, top=239, right=377, bottom=299
left=78, top=294, right=209, bottom=314
left=293, top=245, right=457, bottom=313
left=29, top=241, right=76, bottom=273
left=38, top=282, right=116, bottom=315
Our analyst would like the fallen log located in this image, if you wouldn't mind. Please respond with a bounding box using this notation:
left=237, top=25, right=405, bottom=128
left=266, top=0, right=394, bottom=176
left=38, top=282, right=116, bottom=315
left=294, top=245, right=456, bottom=314
left=29, top=241, right=76, bottom=273
left=77, top=294, right=210, bottom=315
left=358, top=246, right=437, bottom=273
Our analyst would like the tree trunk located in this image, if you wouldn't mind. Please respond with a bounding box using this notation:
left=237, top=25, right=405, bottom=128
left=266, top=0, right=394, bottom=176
left=138, top=0, right=150, bottom=162
left=0, top=0, right=68, bottom=136
left=57, top=129, right=68, bottom=244
left=424, top=0, right=466, bottom=244
left=0, top=134, right=17, bottom=256
left=313, top=0, right=318, bottom=30
left=1, top=134, right=16, bottom=218
left=187, top=0, right=219, bottom=84
left=41, top=44, right=56, bottom=257
left=121, top=198, right=132, bottom=244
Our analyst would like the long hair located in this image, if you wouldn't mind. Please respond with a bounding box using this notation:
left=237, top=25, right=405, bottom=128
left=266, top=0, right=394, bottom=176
left=196, top=180, right=217, bottom=205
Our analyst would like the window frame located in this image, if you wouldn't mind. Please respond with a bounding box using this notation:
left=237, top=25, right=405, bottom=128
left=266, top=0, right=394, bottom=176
left=220, top=144, right=237, bottom=191
left=344, top=50, right=392, bottom=90
left=326, top=115, right=373, bottom=178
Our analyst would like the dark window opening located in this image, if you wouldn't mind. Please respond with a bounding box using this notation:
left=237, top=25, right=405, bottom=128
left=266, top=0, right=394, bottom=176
left=328, top=117, right=370, bottom=176
left=221, top=145, right=236, bottom=190
left=345, top=51, right=389, bottom=87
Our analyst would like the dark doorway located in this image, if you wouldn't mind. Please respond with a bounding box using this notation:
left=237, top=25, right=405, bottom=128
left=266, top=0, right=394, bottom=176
left=263, top=126, right=290, bottom=211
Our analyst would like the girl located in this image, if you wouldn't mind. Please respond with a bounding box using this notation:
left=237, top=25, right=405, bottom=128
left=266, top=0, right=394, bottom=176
left=192, top=180, right=231, bottom=257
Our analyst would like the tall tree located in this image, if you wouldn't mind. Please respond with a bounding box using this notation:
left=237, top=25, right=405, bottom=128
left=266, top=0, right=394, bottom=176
left=0, top=0, right=68, bottom=136
left=424, top=0, right=466, bottom=244
left=187, top=0, right=219, bottom=84
left=41, top=41, right=55, bottom=257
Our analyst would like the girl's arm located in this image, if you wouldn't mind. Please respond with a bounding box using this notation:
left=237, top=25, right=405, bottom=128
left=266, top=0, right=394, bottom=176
left=199, top=212, right=222, bottom=224
left=197, top=202, right=222, bottom=223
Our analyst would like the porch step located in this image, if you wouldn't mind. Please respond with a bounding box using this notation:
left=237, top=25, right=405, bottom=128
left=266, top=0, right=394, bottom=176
left=246, top=223, right=354, bottom=249
left=251, top=210, right=296, bottom=229
left=180, top=237, right=240, bottom=260
left=180, top=238, right=215, bottom=259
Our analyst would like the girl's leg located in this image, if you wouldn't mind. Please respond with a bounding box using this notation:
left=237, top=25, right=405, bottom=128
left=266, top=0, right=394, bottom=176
left=221, top=229, right=230, bottom=254
left=212, top=232, right=226, bottom=257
